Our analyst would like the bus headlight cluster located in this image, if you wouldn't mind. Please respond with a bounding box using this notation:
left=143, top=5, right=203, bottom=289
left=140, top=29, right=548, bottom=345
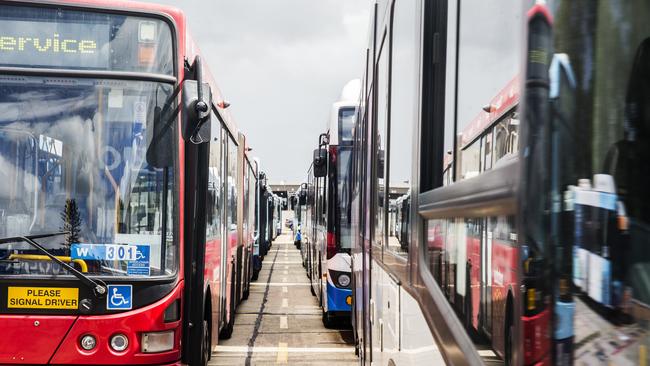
left=338, top=274, right=351, bottom=288
left=110, top=334, right=129, bottom=352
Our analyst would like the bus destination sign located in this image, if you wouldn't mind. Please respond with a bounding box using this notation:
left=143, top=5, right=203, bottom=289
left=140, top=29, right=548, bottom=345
left=0, top=19, right=110, bottom=69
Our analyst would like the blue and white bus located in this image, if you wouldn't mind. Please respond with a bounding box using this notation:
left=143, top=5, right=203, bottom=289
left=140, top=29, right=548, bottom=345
left=304, top=80, right=360, bottom=327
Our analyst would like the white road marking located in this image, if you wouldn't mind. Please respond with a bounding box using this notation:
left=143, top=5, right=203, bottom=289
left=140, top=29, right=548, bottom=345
left=280, top=316, right=288, bottom=329
left=283, top=270, right=288, bottom=275
left=213, top=345, right=354, bottom=354
left=282, top=286, right=288, bottom=293
left=284, top=265, right=289, bottom=270
left=250, top=282, right=309, bottom=287
left=282, top=298, right=289, bottom=307
left=282, top=277, right=287, bottom=283
left=478, top=349, right=497, bottom=357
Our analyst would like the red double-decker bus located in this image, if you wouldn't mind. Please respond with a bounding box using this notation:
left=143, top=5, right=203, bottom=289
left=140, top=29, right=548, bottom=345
left=0, top=1, right=258, bottom=365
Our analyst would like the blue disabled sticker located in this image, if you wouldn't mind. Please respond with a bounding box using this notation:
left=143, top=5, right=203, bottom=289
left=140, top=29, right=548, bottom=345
left=107, top=284, right=132, bottom=310
left=127, top=245, right=151, bottom=276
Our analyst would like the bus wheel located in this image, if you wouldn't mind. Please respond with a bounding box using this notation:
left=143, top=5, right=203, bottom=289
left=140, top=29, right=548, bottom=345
left=201, top=318, right=212, bottom=365
left=322, top=308, right=333, bottom=328
left=219, top=274, right=236, bottom=339
left=504, top=304, right=514, bottom=366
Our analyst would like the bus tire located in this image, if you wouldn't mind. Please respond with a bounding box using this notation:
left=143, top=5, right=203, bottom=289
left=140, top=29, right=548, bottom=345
left=219, top=272, right=236, bottom=340
left=504, top=296, right=514, bottom=366
left=201, top=318, right=211, bottom=365
left=322, top=308, right=333, bottom=328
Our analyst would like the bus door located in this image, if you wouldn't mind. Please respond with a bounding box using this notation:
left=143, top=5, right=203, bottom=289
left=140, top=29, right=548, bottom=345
left=219, top=127, right=229, bottom=324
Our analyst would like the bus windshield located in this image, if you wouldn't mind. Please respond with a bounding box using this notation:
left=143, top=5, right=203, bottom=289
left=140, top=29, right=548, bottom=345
left=0, top=76, right=176, bottom=278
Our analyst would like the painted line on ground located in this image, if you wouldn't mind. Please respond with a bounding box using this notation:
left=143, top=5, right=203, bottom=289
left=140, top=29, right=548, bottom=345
left=282, top=286, right=288, bottom=293
left=280, top=316, right=288, bottom=329
left=214, top=345, right=354, bottom=354
left=277, top=342, right=288, bottom=363
left=250, top=282, right=309, bottom=286
left=282, top=298, right=289, bottom=307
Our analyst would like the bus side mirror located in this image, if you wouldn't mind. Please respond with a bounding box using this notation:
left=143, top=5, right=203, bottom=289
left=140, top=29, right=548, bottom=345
left=299, top=189, right=307, bottom=205
left=313, top=148, right=328, bottom=178
left=181, top=80, right=212, bottom=144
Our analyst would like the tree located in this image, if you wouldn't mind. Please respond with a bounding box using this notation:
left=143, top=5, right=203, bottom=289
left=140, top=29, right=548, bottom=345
left=61, top=198, right=82, bottom=247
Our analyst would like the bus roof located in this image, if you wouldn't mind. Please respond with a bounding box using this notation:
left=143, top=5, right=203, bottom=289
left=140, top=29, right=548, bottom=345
left=328, top=79, right=360, bottom=145
left=460, top=76, right=520, bottom=148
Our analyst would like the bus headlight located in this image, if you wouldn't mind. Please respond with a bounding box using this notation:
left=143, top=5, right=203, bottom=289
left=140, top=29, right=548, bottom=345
left=110, top=334, right=129, bottom=352
left=142, top=330, right=174, bottom=353
left=80, top=334, right=96, bottom=350
left=338, top=274, right=351, bottom=288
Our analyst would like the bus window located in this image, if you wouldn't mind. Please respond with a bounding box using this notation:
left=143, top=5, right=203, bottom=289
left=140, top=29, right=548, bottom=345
left=493, top=111, right=519, bottom=166
left=525, top=1, right=650, bottom=362
left=206, top=116, right=223, bottom=245
left=227, top=136, right=237, bottom=243
left=385, top=0, right=417, bottom=257
left=375, top=34, right=389, bottom=250
left=440, top=0, right=523, bottom=185
left=461, top=140, right=481, bottom=180
left=482, top=131, right=493, bottom=171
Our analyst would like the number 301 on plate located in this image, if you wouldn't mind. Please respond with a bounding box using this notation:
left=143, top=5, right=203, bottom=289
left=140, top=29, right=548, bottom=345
left=71, top=243, right=138, bottom=261
left=105, top=245, right=138, bottom=261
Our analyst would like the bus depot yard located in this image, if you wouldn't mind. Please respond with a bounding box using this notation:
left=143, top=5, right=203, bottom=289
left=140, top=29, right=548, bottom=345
left=3, top=0, right=650, bottom=365
left=210, top=226, right=357, bottom=365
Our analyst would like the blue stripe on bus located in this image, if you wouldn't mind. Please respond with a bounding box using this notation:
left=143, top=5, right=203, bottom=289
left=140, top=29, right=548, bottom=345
left=326, top=282, right=352, bottom=312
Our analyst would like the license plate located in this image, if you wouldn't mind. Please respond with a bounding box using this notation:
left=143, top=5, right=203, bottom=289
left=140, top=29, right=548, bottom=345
left=7, top=287, right=79, bottom=309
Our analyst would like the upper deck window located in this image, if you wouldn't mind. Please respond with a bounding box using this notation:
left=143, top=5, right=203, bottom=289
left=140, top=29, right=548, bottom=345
left=0, top=5, right=173, bottom=76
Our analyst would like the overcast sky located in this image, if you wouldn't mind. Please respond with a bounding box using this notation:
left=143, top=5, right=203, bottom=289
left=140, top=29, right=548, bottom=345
left=138, top=0, right=371, bottom=183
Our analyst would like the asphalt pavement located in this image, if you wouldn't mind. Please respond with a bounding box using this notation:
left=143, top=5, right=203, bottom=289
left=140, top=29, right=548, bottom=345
left=209, top=230, right=357, bottom=365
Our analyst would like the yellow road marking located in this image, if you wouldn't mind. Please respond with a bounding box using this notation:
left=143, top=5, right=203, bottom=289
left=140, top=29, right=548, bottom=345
left=276, top=342, right=288, bottom=363
left=640, top=345, right=647, bottom=366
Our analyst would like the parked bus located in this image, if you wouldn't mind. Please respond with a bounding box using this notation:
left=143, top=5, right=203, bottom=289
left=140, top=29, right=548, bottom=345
left=0, top=1, right=261, bottom=364
left=303, top=80, right=359, bottom=327
left=351, top=0, right=650, bottom=365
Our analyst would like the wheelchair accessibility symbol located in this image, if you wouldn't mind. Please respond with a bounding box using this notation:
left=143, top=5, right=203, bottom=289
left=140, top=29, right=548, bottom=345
left=107, top=285, right=132, bottom=310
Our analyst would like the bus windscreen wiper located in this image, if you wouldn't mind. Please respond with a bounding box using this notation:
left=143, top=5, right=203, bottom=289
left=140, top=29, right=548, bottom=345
left=0, top=232, right=107, bottom=297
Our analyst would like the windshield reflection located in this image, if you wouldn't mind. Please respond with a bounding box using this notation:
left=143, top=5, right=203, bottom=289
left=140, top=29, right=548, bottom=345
left=0, top=76, right=175, bottom=278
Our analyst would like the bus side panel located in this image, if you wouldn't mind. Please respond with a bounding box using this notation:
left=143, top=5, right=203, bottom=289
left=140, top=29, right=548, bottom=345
left=370, top=258, right=383, bottom=364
